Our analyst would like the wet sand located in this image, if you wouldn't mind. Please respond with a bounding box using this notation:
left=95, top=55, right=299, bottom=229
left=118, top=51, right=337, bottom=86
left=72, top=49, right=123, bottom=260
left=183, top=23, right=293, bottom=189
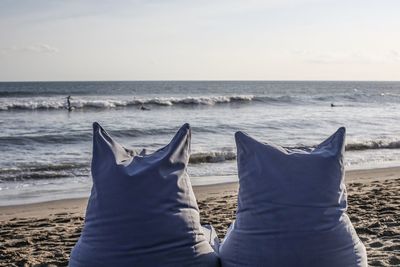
left=1, top=167, right=399, bottom=266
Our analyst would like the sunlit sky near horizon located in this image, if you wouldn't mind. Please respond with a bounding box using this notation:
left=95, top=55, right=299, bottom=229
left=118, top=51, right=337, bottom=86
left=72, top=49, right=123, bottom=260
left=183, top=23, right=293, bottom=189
left=0, top=0, right=399, bottom=81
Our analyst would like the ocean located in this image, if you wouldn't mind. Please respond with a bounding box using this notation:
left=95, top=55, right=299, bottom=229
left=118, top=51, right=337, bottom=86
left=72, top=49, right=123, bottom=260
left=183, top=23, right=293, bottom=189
left=1, top=81, right=400, bottom=205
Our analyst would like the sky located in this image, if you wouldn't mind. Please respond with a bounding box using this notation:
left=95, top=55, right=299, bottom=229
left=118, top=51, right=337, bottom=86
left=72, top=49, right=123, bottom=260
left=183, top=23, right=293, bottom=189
left=0, top=0, right=399, bottom=81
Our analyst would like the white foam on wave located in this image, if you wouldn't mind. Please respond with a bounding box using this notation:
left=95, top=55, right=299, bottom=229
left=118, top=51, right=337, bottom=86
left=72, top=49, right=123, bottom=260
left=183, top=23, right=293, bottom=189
left=0, top=95, right=255, bottom=111
left=0, top=100, right=65, bottom=110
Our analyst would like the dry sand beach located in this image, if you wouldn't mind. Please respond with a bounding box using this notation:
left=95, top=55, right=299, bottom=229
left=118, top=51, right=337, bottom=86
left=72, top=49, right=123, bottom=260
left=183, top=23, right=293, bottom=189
left=1, top=167, right=400, bottom=267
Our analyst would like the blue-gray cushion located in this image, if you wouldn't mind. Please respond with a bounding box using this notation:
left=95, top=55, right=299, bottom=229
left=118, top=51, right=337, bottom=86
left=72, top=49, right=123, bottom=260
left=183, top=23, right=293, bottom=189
left=69, top=123, right=219, bottom=267
left=220, top=128, right=367, bottom=267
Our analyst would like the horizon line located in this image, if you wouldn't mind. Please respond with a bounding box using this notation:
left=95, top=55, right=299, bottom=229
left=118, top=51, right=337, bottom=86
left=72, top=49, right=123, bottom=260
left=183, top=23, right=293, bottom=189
left=1, top=79, right=400, bottom=83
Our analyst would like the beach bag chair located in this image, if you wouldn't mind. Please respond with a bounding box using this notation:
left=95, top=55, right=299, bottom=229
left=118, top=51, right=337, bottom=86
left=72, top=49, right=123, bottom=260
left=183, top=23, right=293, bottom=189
left=219, top=128, right=367, bottom=267
left=69, top=123, right=220, bottom=267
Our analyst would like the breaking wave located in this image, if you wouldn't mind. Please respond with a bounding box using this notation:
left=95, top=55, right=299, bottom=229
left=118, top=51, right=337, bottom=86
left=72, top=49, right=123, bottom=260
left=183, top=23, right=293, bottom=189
left=189, top=151, right=237, bottom=164
left=0, top=95, right=256, bottom=111
left=345, top=140, right=400, bottom=151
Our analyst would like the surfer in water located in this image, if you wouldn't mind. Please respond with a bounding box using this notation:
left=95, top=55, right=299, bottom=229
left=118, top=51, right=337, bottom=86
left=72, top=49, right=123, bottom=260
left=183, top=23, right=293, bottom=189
left=66, top=95, right=72, bottom=111
left=140, top=104, right=150, bottom=111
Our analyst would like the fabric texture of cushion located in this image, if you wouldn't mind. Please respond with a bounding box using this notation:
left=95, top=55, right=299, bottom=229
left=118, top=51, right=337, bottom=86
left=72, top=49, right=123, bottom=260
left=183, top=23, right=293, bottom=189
left=219, top=128, right=367, bottom=267
left=69, top=123, right=220, bottom=267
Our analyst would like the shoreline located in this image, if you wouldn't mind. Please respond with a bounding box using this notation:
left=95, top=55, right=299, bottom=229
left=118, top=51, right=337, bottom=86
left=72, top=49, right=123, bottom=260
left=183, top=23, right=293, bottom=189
left=1, top=166, right=399, bottom=221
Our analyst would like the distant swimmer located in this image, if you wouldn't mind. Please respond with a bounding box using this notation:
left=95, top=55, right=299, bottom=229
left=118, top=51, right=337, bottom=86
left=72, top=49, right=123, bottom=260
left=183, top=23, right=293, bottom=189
left=330, top=103, right=344, bottom=107
left=140, top=105, right=150, bottom=111
left=66, top=95, right=72, bottom=111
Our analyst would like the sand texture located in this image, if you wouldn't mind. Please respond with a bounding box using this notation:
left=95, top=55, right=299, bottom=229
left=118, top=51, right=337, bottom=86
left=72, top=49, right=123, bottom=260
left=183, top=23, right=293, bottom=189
left=1, top=169, right=399, bottom=266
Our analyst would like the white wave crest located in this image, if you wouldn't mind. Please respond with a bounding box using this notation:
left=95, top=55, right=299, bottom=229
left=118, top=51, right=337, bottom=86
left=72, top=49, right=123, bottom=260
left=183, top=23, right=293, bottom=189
left=0, top=95, right=255, bottom=111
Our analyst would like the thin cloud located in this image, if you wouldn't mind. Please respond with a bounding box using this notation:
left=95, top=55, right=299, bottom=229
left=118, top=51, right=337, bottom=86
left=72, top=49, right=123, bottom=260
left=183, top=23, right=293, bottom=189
left=1, top=43, right=59, bottom=54
left=388, top=50, right=400, bottom=62
left=293, top=50, right=400, bottom=64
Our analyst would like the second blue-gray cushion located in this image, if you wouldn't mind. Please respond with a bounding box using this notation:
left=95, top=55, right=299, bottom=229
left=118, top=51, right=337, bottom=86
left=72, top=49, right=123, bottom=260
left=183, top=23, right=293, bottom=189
left=219, top=128, right=367, bottom=267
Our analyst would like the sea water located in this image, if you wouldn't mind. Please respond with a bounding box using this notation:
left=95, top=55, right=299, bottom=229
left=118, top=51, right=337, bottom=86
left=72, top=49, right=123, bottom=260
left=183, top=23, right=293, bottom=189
left=1, top=81, right=400, bottom=205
